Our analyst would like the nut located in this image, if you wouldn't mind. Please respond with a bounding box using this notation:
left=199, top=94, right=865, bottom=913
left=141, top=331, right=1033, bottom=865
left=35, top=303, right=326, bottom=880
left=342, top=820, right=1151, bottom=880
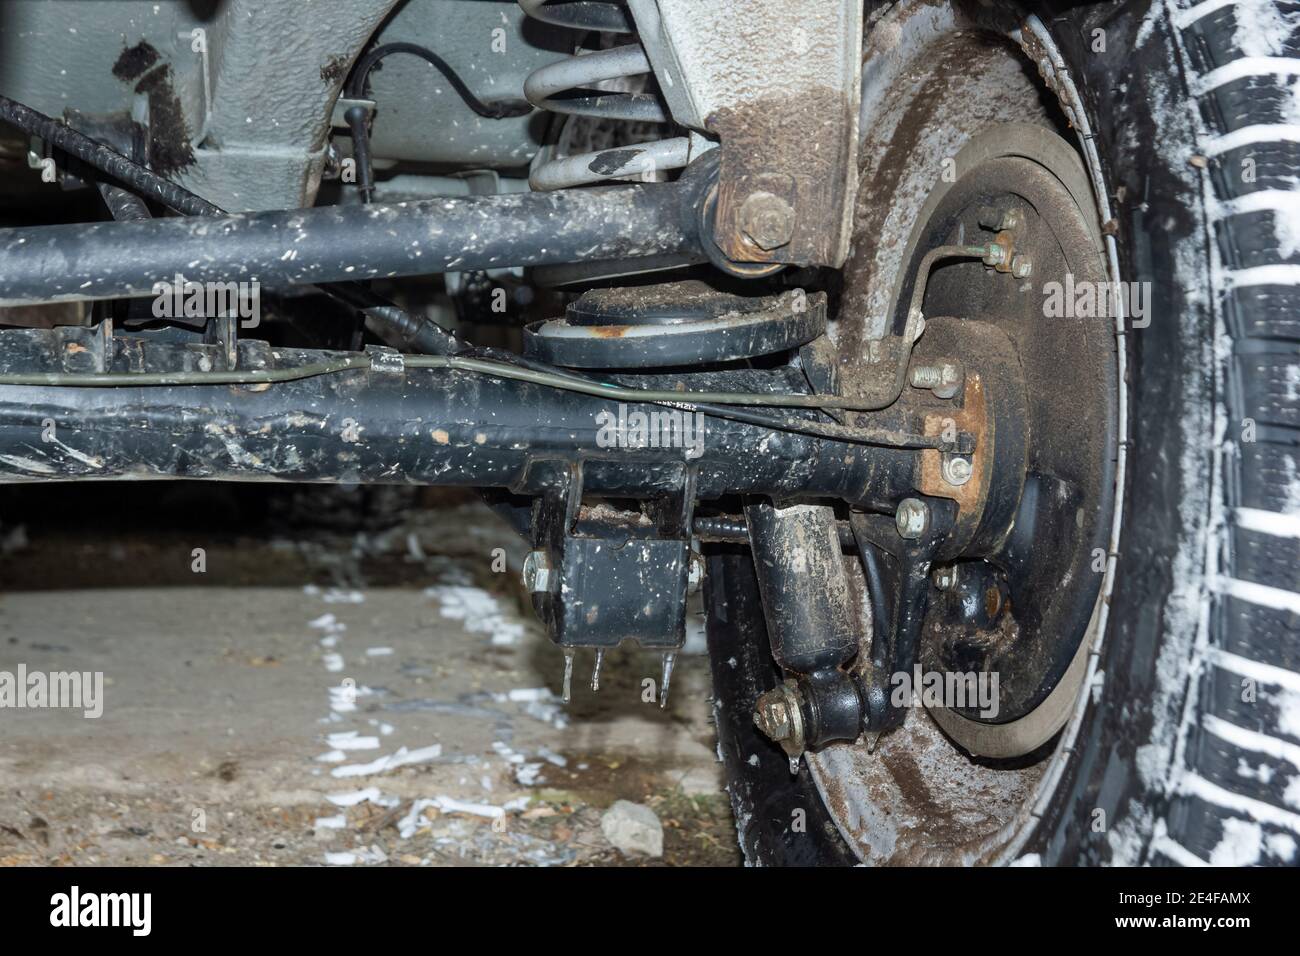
left=933, top=566, right=958, bottom=591
left=753, top=691, right=794, bottom=742
left=895, top=498, right=929, bottom=540
left=941, top=456, right=973, bottom=486
left=1011, top=254, right=1033, bottom=278
left=521, top=549, right=555, bottom=594
left=752, top=680, right=806, bottom=757
left=739, top=191, right=796, bottom=251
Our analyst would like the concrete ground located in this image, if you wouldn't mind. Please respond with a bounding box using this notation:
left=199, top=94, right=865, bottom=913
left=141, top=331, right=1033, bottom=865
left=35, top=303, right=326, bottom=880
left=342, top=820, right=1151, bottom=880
left=0, top=485, right=738, bottom=867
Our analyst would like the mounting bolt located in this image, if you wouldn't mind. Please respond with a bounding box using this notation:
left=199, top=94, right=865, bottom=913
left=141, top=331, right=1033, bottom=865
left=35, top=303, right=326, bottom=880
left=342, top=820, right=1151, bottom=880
left=942, top=456, right=973, bottom=486
left=739, top=191, right=796, bottom=251
left=933, top=566, right=958, bottom=591
left=1011, top=254, right=1033, bottom=278
left=909, top=361, right=964, bottom=399
left=977, top=206, right=1022, bottom=233
left=687, top=551, right=705, bottom=595
left=895, top=498, right=930, bottom=540
left=522, top=549, right=555, bottom=594
left=752, top=680, right=806, bottom=758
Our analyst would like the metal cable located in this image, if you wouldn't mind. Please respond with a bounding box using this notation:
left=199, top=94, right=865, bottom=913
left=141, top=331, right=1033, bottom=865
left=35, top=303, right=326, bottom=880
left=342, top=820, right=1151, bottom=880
left=0, top=353, right=949, bottom=449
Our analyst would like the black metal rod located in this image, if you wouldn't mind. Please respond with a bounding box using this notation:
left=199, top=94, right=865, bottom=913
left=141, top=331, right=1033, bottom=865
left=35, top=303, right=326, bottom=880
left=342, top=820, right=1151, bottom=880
left=0, top=182, right=700, bottom=307
left=0, top=333, right=917, bottom=503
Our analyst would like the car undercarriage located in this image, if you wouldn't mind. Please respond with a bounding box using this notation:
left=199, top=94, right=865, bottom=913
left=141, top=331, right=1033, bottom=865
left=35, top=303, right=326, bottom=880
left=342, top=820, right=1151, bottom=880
left=0, top=0, right=1297, bottom=874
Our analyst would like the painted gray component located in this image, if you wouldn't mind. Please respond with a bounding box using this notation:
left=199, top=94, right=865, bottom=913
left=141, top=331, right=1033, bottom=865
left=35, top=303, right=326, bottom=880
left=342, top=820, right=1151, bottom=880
left=361, top=0, right=569, bottom=169
left=0, top=0, right=398, bottom=212
left=173, top=0, right=398, bottom=211
left=0, top=1, right=206, bottom=126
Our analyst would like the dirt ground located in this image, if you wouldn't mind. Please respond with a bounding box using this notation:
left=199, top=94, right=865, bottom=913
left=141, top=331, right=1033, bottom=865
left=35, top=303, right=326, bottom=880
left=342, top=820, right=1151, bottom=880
left=0, top=485, right=740, bottom=867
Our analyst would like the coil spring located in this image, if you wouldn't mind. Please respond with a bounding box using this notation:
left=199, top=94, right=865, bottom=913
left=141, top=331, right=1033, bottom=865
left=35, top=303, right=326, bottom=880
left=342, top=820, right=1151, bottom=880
left=520, top=0, right=691, bottom=191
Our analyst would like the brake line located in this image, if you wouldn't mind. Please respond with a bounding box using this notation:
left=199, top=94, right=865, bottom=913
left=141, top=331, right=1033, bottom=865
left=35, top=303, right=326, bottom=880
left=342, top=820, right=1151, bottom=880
left=344, top=42, right=531, bottom=203
left=0, top=353, right=950, bottom=450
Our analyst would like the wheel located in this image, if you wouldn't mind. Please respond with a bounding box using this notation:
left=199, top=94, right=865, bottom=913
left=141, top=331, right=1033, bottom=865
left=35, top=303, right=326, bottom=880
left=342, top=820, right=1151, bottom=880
left=706, top=0, right=1300, bottom=866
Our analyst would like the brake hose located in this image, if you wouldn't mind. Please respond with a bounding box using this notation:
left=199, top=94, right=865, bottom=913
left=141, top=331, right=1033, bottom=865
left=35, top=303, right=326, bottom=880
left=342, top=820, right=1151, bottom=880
left=344, top=42, right=532, bottom=202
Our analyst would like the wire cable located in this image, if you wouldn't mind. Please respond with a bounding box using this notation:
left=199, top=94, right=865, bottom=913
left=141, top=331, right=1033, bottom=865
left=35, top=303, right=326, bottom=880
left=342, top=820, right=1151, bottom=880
left=0, top=353, right=949, bottom=449
left=344, top=42, right=531, bottom=203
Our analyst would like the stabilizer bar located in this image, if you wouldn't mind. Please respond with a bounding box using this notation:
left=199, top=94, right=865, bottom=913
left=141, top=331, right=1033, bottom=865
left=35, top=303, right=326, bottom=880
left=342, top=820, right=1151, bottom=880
left=0, top=180, right=703, bottom=308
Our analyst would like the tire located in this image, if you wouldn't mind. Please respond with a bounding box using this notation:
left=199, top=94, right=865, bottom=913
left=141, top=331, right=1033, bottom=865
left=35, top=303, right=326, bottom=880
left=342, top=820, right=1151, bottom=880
left=706, top=0, right=1300, bottom=866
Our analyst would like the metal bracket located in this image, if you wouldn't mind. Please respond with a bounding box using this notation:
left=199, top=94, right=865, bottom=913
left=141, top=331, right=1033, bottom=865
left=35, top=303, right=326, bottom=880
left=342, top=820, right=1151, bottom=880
left=627, top=0, right=863, bottom=268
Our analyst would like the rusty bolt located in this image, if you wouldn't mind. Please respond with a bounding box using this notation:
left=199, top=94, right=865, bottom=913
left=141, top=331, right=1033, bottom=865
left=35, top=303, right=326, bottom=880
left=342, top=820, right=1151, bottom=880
left=982, top=243, right=1007, bottom=267
left=739, top=191, right=796, bottom=251
left=522, top=550, right=555, bottom=594
left=752, top=680, right=805, bottom=757
left=1011, top=254, right=1033, bottom=279
left=895, top=498, right=929, bottom=540
left=753, top=691, right=794, bottom=741
left=977, top=206, right=1022, bottom=232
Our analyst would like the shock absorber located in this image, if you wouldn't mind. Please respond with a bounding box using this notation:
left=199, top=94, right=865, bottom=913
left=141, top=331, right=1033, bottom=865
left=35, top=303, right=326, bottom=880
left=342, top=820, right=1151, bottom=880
left=519, top=0, right=691, bottom=191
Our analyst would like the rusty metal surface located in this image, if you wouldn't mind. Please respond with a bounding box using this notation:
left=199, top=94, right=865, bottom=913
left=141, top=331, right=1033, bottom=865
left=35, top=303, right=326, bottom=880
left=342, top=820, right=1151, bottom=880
left=812, top=705, right=1043, bottom=865
left=628, top=0, right=862, bottom=268
left=916, top=372, right=990, bottom=536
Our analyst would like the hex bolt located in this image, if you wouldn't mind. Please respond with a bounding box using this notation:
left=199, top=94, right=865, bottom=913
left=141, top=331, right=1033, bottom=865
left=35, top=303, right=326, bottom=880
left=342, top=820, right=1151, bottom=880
left=521, top=549, right=555, bottom=594
left=739, top=191, right=796, bottom=251
left=909, top=361, right=964, bottom=399
left=932, top=566, right=958, bottom=591
left=1011, top=254, right=1033, bottom=279
left=977, top=206, right=1022, bottom=233
left=752, top=680, right=805, bottom=758
left=942, top=456, right=973, bottom=486
left=895, top=498, right=929, bottom=540
left=753, top=689, right=793, bottom=742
